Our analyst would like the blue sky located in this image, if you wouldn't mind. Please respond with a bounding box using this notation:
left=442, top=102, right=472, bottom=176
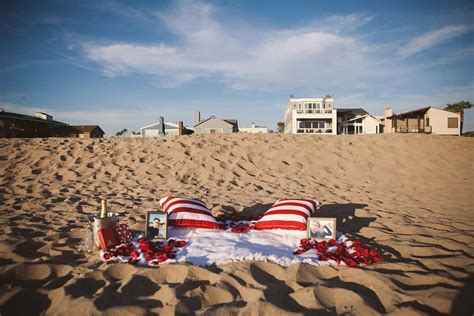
left=1, top=0, right=473, bottom=135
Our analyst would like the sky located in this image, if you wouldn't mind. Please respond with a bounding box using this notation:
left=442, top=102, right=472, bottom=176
left=1, top=0, right=473, bottom=135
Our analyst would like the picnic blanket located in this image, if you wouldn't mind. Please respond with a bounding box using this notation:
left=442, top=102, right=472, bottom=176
left=100, top=226, right=382, bottom=267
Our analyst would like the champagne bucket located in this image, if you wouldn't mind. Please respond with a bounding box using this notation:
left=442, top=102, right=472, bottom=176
left=92, top=216, right=118, bottom=248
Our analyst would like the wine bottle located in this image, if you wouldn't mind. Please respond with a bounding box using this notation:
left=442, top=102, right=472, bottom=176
left=100, top=199, right=108, bottom=218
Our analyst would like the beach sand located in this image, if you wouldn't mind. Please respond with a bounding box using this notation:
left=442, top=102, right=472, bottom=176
left=0, top=133, right=473, bottom=315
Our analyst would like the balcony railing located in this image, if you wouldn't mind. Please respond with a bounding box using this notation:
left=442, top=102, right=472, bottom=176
left=296, top=109, right=332, bottom=114
left=297, top=128, right=333, bottom=134
left=396, top=126, right=432, bottom=133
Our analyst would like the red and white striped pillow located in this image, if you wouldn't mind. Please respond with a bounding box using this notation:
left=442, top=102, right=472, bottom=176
left=254, top=198, right=321, bottom=230
left=159, top=196, right=221, bottom=229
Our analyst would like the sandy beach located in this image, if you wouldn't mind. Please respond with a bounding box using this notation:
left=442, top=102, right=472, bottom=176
left=0, top=133, right=473, bottom=315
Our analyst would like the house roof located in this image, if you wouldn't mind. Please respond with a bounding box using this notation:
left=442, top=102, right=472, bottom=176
left=389, top=106, right=431, bottom=118
left=71, top=125, right=105, bottom=134
left=337, top=108, right=368, bottom=115
left=194, top=116, right=214, bottom=127
left=289, top=95, right=333, bottom=100
left=140, top=121, right=178, bottom=130
left=194, top=116, right=237, bottom=128
left=0, top=110, right=67, bottom=126
left=340, top=114, right=383, bottom=125
left=223, top=119, right=238, bottom=127
left=139, top=121, right=193, bottom=130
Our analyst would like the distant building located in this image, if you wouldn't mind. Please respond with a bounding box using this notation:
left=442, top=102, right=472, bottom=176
left=283, top=95, right=337, bottom=135
left=0, top=110, right=105, bottom=138
left=388, top=106, right=460, bottom=135
left=239, top=123, right=269, bottom=134
left=194, top=111, right=239, bottom=134
left=336, top=108, right=384, bottom=134
left=0, top=110, right=70, bottom=138
left=339, top=115, right=384, bottom=135
left=139, top=116, right=193, bottom=137
left=70, top=125, right=105, bottom=139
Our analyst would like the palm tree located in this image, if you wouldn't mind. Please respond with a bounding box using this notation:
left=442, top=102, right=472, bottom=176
left=444, top=101, right=472, bottom=135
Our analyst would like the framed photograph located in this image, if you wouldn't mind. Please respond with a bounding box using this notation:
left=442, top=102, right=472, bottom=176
left=307, top=217, right=336, bottom=241
left=146, top=211, right=167, bottom=240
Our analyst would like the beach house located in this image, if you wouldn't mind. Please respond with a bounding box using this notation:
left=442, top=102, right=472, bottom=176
left=139, top=117, right=193, bottom=137
left=338, top=115, right=384, bottom=135
left=70, top=125, right=105, bottom=139
left=194, top=111, right=239, bottom=134
left=283, top=95, right=337, bottom=135
left=0, top=110, right=69, bottom=138
left=387, top=106, right=461, bottom=135
left=337, top=108, right=384, bottom=135
left=239, top=123, right=269, bottom=134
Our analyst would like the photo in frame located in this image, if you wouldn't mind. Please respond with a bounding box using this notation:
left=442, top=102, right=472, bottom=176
left=307, top=217, right=336, bottom=241
left=146, top=211, right=168, bottom=240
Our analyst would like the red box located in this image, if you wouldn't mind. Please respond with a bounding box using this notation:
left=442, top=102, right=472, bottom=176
left=98, top=227, right=119, bottom=250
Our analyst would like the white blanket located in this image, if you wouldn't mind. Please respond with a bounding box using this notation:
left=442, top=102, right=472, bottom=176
left=166, top=227, right=346, bottom=266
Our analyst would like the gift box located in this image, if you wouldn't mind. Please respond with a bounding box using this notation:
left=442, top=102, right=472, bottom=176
left=116, top=223, right=132, bottom=244
left=98, top=227, right=119, bottom=250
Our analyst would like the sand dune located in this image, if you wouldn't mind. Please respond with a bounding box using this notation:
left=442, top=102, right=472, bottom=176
left=0, top=134, right=473, bottom=315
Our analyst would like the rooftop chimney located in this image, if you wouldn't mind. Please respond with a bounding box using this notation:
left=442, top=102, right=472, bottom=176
left=194, top=111, right=201, bottom=126
left=159, top=116, right=165, bottom=136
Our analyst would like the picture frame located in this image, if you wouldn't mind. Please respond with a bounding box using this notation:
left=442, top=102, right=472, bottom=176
left=145, top=211, right=168, bottom=240
left=307, top=217, right=336, bottom=241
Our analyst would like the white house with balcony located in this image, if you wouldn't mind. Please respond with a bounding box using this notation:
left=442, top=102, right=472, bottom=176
left=284, top=95, right=337, bottom=135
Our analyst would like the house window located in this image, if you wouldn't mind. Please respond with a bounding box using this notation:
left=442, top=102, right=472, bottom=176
left=210, top=129, right=216, bottom=134
left=448, top=117, right=458, bottom=128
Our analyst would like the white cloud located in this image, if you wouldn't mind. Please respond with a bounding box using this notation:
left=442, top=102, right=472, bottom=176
left=83, top=2, right=386, bottom=90
left=399, top=25, right=472, bottom=58
left=321, top=13, right=373, bottom=33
